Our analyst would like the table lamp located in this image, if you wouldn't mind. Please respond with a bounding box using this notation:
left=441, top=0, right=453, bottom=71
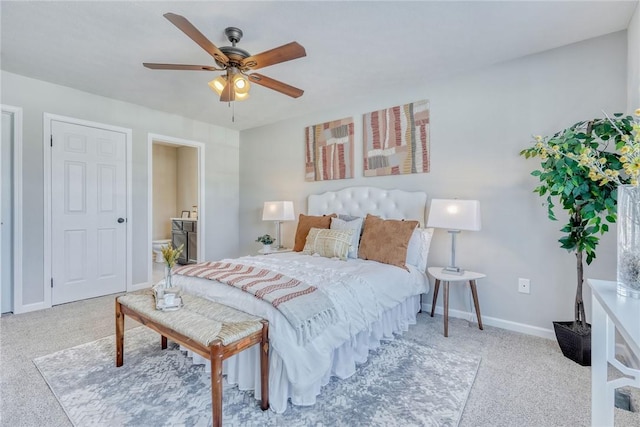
left=426, top=199, right=481, bottom=274
left=262, top=201, right=295, bottom=249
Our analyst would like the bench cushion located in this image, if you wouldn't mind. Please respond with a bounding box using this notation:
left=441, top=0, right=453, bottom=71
left=117, top=292, right=263, bottom=346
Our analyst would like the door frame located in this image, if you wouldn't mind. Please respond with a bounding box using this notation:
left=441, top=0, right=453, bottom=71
left=0, top=105, right=23, bottom=314
left=43, top=113, right=132, bottom=308
left=147, top=133, right=205, bottom=285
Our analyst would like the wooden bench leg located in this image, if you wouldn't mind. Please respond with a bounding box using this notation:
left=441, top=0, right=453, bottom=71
left=161, top=335, right=167, bottom=350
left=430, top=279, right=441, bottom=317
left=210, top=342, right=223, bottom=427
left=260, top=320, right=269, bottom=411
left=469, top=279, right=484, bottom=330
left=116, top=299, right=124, bottom=367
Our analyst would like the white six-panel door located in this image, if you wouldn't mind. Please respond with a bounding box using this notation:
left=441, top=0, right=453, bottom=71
left=51, top=120, right=127, bottom=304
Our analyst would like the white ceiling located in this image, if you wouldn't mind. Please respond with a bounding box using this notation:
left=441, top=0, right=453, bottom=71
left=1, top=1, right=637, bottom=131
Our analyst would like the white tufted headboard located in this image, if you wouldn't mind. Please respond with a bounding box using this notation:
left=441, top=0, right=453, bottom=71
left=308, top=187, right=427, bottom=226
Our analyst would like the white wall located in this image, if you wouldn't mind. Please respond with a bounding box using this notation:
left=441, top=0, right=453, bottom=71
left=628, top=1, right=640, bottom=112
left=239, top=32, right=628, bottom=335
left=176, top=146, right=198, bottom=216
left=152, top=144, right=178, bottom=240
left=0, top=71, right=240, bottom=309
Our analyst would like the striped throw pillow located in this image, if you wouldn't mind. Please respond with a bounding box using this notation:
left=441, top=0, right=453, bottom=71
left=302, top=228, right=354, bottom=261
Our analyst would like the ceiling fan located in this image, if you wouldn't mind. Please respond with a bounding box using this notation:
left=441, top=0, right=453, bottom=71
left=143, top=13, right=306, bottom=102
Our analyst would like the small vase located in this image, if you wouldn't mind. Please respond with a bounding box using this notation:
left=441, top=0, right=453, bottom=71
left=617, top=185, right=640, bottom=298
left=164, top=265, right=174, bottom=289
left=262, top=244, right=272, bottom=253
left=153, top=281, right=165, bottom=310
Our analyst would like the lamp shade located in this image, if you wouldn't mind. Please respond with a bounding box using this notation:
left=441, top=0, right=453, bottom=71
left=262, top=201, right=295, bottom=221
left=232, top=74, right=250, bottom=95
left=426, top=199, right=481, bottom=231
left=208, top=76, right=227, bottom=95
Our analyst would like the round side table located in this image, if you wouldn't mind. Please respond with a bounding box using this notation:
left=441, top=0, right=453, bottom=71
left=427, top=267, right=486, bottom=337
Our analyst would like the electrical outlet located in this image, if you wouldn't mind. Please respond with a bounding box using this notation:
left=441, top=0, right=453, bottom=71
left=518, top=278, right=530, bottom=294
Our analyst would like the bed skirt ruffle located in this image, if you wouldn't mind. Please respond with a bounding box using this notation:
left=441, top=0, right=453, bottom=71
left=183, top=295, right=421, bottom=413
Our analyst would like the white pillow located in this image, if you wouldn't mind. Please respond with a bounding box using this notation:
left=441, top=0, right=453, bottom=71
left=406, top=228, right=434, bottom=271
left=338, top=214, right=361, bottom=222
left=302, top=228, right=354, bottom=261
left=330, top=216, right=364, bottom=259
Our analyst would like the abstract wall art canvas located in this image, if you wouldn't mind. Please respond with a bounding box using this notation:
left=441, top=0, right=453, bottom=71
left=305, top=117, right=354, bottom=181
left=363, top=100, right=430, bottom=176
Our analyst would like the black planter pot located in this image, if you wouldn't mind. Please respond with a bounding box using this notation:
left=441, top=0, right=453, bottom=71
left=553, top=321, right=591, bottom=366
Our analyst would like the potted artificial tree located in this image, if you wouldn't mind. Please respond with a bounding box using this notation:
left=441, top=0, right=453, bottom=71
left=521, top=112, right=636, bottom=366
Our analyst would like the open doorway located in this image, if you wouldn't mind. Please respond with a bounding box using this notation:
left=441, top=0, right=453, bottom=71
left=147, top=134, right=205, bottom=285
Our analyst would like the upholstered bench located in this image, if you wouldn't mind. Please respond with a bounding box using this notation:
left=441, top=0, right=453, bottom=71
left=115, top=291, right=269, bottom=427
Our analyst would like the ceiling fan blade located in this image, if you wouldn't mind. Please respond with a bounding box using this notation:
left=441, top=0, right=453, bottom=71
left=143, top=63, right=219, bottom=71
left=248, top=73, right=304, bottom=98
left=219, top=80, right=236, bottom=102
left=163, top=12, right=229, bottom=65
left=241, top=42, right=306, bottom=70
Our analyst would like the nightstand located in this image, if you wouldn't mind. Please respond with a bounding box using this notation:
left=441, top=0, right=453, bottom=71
left=427, top=267, right=486, bottom=337
left=258, top=247, right=293, bottom=255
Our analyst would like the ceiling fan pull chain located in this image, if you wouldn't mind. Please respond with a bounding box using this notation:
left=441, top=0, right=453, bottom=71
left=232, top=101, right=235, bottom=123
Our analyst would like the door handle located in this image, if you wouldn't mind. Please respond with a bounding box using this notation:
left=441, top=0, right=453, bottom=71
left=117, top=218, right=125, bottom=223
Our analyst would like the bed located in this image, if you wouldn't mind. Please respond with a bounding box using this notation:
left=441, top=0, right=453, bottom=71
left=170, top=186, right=433, bottom=413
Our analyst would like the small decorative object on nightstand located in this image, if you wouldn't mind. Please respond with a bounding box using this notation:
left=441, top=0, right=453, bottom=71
left=256, top=234, right=276, bottom=253
left=428, top=267, right=486, bottom=337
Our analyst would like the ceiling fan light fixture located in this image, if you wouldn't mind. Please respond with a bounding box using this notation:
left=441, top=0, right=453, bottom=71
left=209, top=75, right=251, bottom=103
left=232, top=74, right=250, bottom=95
left=209, top=73, right=250, bottom=101
left=208, top=76, right=227, bottom=96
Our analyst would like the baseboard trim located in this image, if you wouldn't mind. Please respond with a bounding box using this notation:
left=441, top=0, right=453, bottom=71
left=13, top=300, right=48, bottom=315
left=423, top=303, right=556, bottom=340
left=129, top=281, right=150, bottom=292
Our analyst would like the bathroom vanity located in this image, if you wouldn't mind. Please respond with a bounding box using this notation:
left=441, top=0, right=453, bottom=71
left=171, top=218, right=197, bottom=264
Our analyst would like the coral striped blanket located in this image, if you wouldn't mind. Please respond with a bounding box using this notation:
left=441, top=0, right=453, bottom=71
left=173, top=261, right=337, bottom=345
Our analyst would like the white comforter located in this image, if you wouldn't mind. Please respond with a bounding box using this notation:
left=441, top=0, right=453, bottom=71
left=171, top=252, right=428, bottom=407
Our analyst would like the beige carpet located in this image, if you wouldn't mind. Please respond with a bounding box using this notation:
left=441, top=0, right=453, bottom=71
left=1, top=293, right=639, bottom=426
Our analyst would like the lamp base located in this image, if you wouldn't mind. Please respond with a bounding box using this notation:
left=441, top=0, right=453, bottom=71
left=442, top=266, right=465, bottom=275
left=274, top=221, right=283, bottom=251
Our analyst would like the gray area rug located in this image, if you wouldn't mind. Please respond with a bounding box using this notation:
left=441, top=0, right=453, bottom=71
left=34, top=327, right=480, bottom=426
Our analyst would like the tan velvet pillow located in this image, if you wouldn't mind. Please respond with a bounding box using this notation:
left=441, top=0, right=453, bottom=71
left=293, top=213, right=337, bottom=251
left=358, top=214, right=419, bottom=270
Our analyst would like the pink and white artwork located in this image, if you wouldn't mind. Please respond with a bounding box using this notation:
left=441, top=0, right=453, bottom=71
left=305, top=117, right=354, bottom=181
left=363, top=100, right=430, bottom=176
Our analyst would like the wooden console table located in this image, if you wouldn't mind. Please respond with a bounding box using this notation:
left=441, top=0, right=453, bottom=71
left=588, top=279, right=640, bottom=426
